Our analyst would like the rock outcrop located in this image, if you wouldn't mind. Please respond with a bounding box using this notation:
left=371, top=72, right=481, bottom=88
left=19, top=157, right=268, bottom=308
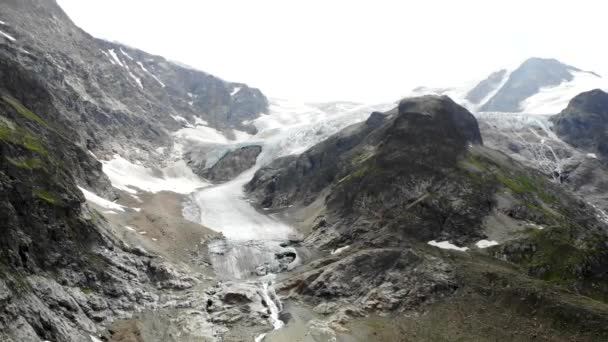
left=201, top=145, right=262, bottom=182
left=551, top=89, right=608, bottom=162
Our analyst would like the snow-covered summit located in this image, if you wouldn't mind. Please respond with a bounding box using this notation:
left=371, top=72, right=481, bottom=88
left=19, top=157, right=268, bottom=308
left=410, top=58, right=607, bottom=114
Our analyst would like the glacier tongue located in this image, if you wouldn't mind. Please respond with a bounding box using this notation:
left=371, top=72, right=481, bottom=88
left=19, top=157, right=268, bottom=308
left=176, top=98, right=393, bottom=339
left=182, top=98, right=394, bottom=241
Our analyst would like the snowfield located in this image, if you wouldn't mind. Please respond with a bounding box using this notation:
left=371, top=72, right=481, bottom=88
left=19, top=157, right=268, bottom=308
left=102, top=155, right=209, bottom=194
left=79, top=186, right=127, bottom=212
left=408, top=63, right=607, bottom=115
left=520, top=71, right=607, bottom=114
left=428, top=240, right=469, bottom=252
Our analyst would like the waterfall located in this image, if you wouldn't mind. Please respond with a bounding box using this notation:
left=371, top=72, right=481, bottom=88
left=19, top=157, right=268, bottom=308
left=254, top=280, right=284, bottom=341
left=261, top=280, right=284, bottom=330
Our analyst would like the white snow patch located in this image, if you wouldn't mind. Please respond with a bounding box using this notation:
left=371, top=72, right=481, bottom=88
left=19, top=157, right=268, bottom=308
left=127, top=71, right=143, bottom=89
left=331, top=245, right=350, bottom=255
left=187, top=92, right=194, bottom=98
left=587, top=153, right=598, bottom=159
left=0, top=20, right=6, bottom=25
left=428, top=240, right=469, bottom=252
left=521, top=71, right=607, bottom=114
left=79, top=187, right=126, bottom=212
left=476, top=240, right=499, bottom=248
left=232, top=129, right=254, bottom=142
left=124, top=226, right=136, bottom=232
left=588, top=202, right=608, bottom=224
left=119, top=48, right=134, bottom=60
left=150, top=74, right=165, bottom=87
left=171, top=115, right=192, bottom=127
left=107, top=49, right=124, bottom=67
left=188, top=101, right=194, bottom=106
left=101, top=50, right=116, bottom=65
left=136, top=61, right=165, bottom=87
left=231, top=86, right=242, bottom=96
left=254, top=333, right=266, bottom=342
left=139, top=231, right=147, bottom=235
left=526, top=223, right=545, bottom=230
left=0, top=29, right=16, bottom=42
left=174, top=125, right=234, bottom=145
left=102, top=155, right=208, bottom=194
left=130, top=193, right=143, bottom=203
left=88, top=150, right=99, bottom=160
left=90, top=336, right=103, bottom=342
left=194, top=117, right=208, bottom=126
left=152, top=238, right=158, bottom=241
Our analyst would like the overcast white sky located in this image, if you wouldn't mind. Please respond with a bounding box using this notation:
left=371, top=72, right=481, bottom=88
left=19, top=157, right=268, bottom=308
left=57, top=0, right=607, bottom=103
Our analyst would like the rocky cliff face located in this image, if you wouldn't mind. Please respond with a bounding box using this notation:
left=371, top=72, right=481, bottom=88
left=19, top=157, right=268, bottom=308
left=0, top=0, right=268, bottom=163
left=0, top=53, right=158, bottom=341
left=200, top=145, right=262, bottom=182
left=0, top=1, right=275, bottom=341
left=248, top=95, right=608, bottom=340
left=551, top=89, right=608, bottom=162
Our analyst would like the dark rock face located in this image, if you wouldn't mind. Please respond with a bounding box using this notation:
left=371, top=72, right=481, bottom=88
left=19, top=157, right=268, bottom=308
left=465, top=69, right=507, bottom=104
left=247, top=95, right=488, bottom=244
left=397, top=95, right=483, bottom=146
left=247, top=95, right=483, bottom=209
left=0, top=56, right=165, bottom=341
left=283, top=248, right=455, bottom=311
left=551, top=89, right=608, bottom=161
left=480, top=58, right=584, bottom=112
left=0, top=1, right=272, bottom=340
left=248, top=94, right=608, bottom=310
left=0, top=0, right=268, bottom=161
left=201, top=145, right=262, bottom=182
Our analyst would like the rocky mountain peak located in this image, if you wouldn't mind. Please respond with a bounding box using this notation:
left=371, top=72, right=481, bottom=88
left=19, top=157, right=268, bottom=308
left=397, top=95, right=483, bottom=145
left=479, top=57, right=585, bottom=112
left=411, top=57, right=605, bottom=114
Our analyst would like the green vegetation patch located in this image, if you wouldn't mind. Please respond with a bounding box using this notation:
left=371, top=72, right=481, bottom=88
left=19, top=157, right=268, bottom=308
left=0, top=120, right=48, bottom=155
left=33, top=188, right=59, bottom=205
left=81, top=287, right=94, bottom=295
left=1, top=96, right=48, bottom=127
left=6, top=156, right=43, bottom=169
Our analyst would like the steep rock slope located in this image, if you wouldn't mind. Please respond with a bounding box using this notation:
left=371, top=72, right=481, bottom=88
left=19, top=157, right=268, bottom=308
left=199, top=145, right=262, bottom=182
left=551, top=89, right=608, bottom=162
left=0, top=55, right=162, bottom=342
left=0, top=0, right=267, bottom=163
left=247, top=95, right=608, bottom=340
left=0, top=1, right=279, bottom=341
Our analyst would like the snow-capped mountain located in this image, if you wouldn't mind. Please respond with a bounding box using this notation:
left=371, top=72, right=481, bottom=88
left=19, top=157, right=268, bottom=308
left=410, top=57, right=607, bottom=114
